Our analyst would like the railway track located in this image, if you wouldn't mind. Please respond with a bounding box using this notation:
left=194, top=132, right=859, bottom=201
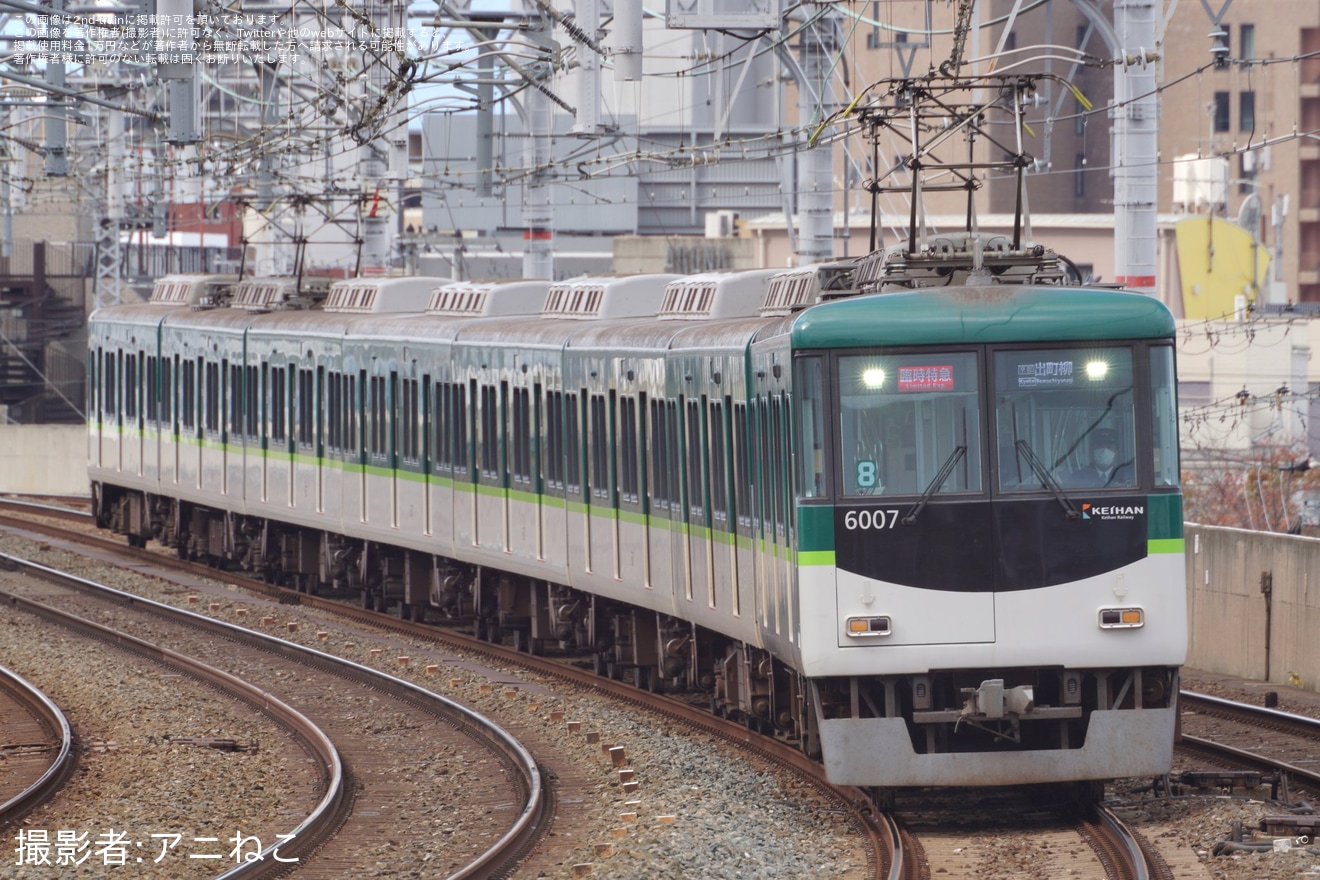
left=0, top=552, right=545, bottom=879
left=1177, top=690, right=1320, bottom=793
left=0, top=506, right=892, bottom=877
left=894, top=787, right=1165, bottom=880
left=0, top=663, right=75, bottom=827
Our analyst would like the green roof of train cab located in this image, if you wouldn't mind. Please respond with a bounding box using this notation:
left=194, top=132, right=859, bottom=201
left=790, top=286, right=1176, bottom=349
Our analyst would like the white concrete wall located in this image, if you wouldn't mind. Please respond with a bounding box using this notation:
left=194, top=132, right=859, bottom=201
left=0, top=425, right=89, bottom=496
left=1186, top=524, right=1320, bottom=692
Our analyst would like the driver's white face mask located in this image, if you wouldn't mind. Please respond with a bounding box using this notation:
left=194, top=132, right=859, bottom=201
left=1093, top=448, right=1117, bottom=469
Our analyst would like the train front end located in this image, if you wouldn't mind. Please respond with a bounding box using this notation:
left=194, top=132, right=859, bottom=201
left=790, top=286, right=1186, bottom=787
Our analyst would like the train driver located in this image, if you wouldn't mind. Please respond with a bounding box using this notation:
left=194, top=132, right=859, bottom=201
left=1066, top=427, right=1134, bottom=488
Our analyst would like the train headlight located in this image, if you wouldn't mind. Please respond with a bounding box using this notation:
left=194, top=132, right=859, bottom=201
left=1098, top=607, right=1144, bottom=628
left=846, top=615, right=891, bottom=637
left=862, top=367, right=886, bottom=389
left=1085, top=359, right=1110, bottom=380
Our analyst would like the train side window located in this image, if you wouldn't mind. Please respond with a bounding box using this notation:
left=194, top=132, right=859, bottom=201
left=589, top=394, right=609, bottom=501
left=664, top=400, right=681, bottom=514
left=479, top=384, right=499, bottom=478
left=104, top=351, right=118, bottom=418
left=269, top=366, right=286, bottom=443
left=181, top=359, right=195, bottom=432
left=438, top=382, right=454, bottom=472
left=368, top=375, right=384, bottom=457
left=229, top=362, right=242, bottom=440
left=260, top=363, right=269, bottom=442
left=757, top=397, right=772, bottom=534
left=545, top=389, right=563, bottom=491
left=531, top=382, right=542, bottom=491
left=1149, top=345, right=1180, bottom=488
left=564, top=392, right=582, bottom=498
left=347, top=373, right=360, bottom=456
left=795, top=356, right=828, bottom=499
left=685, top=397, right=705, bottom=521
left=771, top=395, right=785, bottom=538
left=456, top=381, right=471, bottom=476
left=162, top=357, right=173, bottom=428
left=245, top=366, right=258, bottom=439
left=636, top=393, right=649, bottom=510
left=511, top=386, right=531, bottom=485
left=733, top=403, right=750, bottom=530
left=146, top=356, right=158, bottom=424
left=296, top=368, right=314, bottom=448
left=204, top=361, right=220, bottom=434
left=421, top=375, right=432, bottom=471
left=326, top=372, right=339, bottom=451
left=89, top=349, right=98, bottom=420
left=124, top=353, right=138, bottom=423
left=649, top=399, right=667, bottom=511
left=619, top=396, right=639, bottom=505
left=316, top=367, right=326, bottom=456
left=401, top=377, right=419, bottom=463
left=710, top=398, right=728, bottom=524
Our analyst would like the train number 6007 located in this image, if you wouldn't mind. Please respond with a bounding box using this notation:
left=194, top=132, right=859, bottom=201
left=843, top=510, right=899, bottom=530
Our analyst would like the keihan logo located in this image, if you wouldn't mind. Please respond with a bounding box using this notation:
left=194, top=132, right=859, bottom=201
left=1082, top=503, right=1144, bottom=521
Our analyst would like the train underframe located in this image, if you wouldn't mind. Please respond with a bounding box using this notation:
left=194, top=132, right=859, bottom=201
left=95, top=484, right=1178, bottom=788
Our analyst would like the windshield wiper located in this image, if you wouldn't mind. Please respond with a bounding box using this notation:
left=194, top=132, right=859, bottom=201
left=1015, top=439, right=1080, bottom=519
left=903, top=445, right=966, bottom=525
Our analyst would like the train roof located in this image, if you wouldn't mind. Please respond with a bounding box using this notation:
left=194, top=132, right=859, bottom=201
left=790, top=286, right=1176, bottom=349
left=323, top=276, right=447, bottom=313
left=426, top=279, right=550, bottom=317
left=657, top=269, right=779, bottom=321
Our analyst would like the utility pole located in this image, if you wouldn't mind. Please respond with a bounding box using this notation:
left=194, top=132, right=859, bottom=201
left=1111, top=0, right=1159, bottom=295
left=794, top=11, right=838, bottom=266
left=521, top=9, right=554, bottom=280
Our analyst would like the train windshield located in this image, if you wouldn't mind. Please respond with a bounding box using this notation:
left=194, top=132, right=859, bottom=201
left=994, top=346, right=1137, bottom=492
left=837, top=352, right=982, bottom=497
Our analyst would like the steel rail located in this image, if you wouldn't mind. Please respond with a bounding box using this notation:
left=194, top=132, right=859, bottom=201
left=0, top=550, right=546, bottom=880
left=0, top=663, right=76, bottom=826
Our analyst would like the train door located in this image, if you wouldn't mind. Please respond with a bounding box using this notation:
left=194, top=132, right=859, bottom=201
left=539, top=387, right=569, bottom=574
left=753, top=395, right=773, bottom=632
left=316, top=366, right=326, bottom=513
left=506, top=381, right=539, bottom=563
left=473, top=380, right=506, bottom=552
left=170, top=354, right=181, bottom=487
left=731, top=402, right=752, bottom=620
left=421, top=375, right=432, bottom=536
left=144, top=354, right=157, bottom=482
left=110, top=348, right=122, bottom=473
left=774, top=393, right=795, bottom=641
left=357, top=369, right=368, bottom=523
left=644, top=398, right=662, bottom=589
left=89, top=348, right=100, bottom=470
left=365, top=369, right=389, bottom=526
left=683, top=396, right=712, bottom=610
left=616, top=393, right=644, bottom=588
left=652, top=398, right=680, bottom=598
left=390, top=370, right=400, bottom=528
left=259, top=362, right=269, bottom=503
left=130, top=351, right=143, bottom=477
left=242, top=363, right=259, bottom=504
left=708, top=396, right=734, bottom=614
left=220, top=359, right=229, bottom=496
left=562, top=390, right=587, bottom=575
left=395, top=371, right=425, bottom=534
left=586, top=392, right=615, bottom=578
left=451, top=379, right=477, bottom=548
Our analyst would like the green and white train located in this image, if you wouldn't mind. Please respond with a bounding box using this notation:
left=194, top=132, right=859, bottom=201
left=88, top=245, right=1185, bottom=789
